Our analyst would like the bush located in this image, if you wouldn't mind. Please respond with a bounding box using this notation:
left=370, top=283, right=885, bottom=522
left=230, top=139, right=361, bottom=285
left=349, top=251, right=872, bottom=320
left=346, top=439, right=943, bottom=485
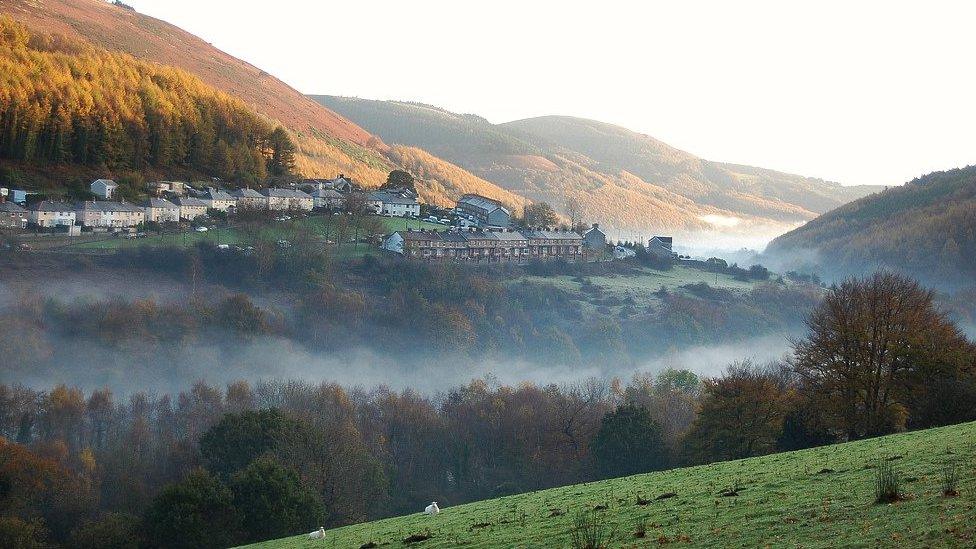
left=569, top=509, right=613, bottom=549
left=941, top=463, right=958, bottom=496
left=874, top=460, right=901, bottom=504
left=70, top=513, right=142, bottom=549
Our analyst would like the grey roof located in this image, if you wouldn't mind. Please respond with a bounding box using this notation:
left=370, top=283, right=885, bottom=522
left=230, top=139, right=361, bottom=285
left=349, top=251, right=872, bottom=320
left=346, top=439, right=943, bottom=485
left=440, top=231, right=470, bottom=243
left=30, top=201, right=76, bottom=212
left=261, top=188, right=312, bottom=199
left=0, top=201, right=26, bottom=213
left=206, top=188, right=236, bottom=201
left=231, top=188, right=263, bottom=198
left=482, top=230, right=528, bottom=242
left=371, top=191, right=418, bottom=205
left=174, top=197, right=208, bottom=207
left=91, top=179, right=117, bottom=188
left=310, top=189, right=344, bottom=199
left=76, top=201, right=143, bottom=213
left=457, top=194, right=509, bottom=216
left=399, top=230, right=443, bottom=241
left=144, top=198, right=178, bottom=209
left=523, top=229, right=583, bottom=241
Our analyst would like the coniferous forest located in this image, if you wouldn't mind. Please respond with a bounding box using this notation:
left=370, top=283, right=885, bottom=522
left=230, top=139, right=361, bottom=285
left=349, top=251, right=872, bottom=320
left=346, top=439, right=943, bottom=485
left=0, top=16, right=294, bottom=184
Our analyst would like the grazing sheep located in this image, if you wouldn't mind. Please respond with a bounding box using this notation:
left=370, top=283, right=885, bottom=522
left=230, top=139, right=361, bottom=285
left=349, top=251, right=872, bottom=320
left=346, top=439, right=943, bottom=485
left=424, top=501, right=440, bottom=515
left=308, top=527, right=325, bottom=540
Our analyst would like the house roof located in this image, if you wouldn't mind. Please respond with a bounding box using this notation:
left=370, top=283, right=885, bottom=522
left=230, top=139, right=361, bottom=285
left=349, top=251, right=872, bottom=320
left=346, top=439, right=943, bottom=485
left=399, top=230, right=443, bottom=242
left=482, top=230, right=528, bottom=242
left=91, top=179, right=117, bottom=188
left=523, top=229, right=583, bottom=241
left=261, top=188, right=312, bottom=199
left=173, top=197, right=208, bottom=207
left=206, top=188, right=236, bottom=201
left=144, top=198, right=178, bottom=209
left=231, top=188, right=263, bottom=198
left=29, top=201, right=76, bottom=212
left=457, top=194, right=509, bottom=216
left=76, top=201, right=143, bottom=213
left=310, top=189, right=344, bottom=199
left=0, top=201, right=26, bottom=213
left=371, top=191, right=418, bottom=205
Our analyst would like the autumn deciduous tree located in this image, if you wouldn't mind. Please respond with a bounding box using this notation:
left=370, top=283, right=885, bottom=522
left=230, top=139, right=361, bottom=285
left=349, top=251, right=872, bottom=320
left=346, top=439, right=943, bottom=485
left=384, top=169, right=415, bottom=191
left=792, top=272, right=976, bottom=439
left=682, top=362, right=793, bottom=463
left=519, top=202, right=559, bottom=228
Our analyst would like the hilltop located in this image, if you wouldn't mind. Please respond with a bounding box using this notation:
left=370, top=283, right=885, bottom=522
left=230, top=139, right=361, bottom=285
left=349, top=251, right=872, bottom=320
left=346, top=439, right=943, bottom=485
left=313, top=96, right=881, bottom=235
left=764, top=165, right=976, bottom=286
left=0, top=0, right=522, bottom=210
left=249, top=420, right=976, bottom=548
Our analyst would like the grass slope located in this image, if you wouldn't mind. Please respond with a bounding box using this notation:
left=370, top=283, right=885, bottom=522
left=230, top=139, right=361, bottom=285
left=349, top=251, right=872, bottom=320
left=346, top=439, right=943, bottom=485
left=248, top=421, right=976, bottom=548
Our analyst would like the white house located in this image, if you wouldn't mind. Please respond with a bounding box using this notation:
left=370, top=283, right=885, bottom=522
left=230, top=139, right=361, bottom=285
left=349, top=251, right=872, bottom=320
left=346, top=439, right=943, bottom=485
left=371, top=190, right=420, bottom=217
left=204, top=188, right=237, bottom=212
left=28, top=201, right=76, bottom=228
left=309, top=188, right=346, bottom=210
left=231, top=188, right=266, bottom=210
left=261, top=188, right=313, bottom=211
left=75, top=201, right=145, bottom=228
left=381, top=232, right=405, bottom=254
left=173, top=197, right=208, bottom=220
left=90, top=179, right=118, bottom=200
left=143, top=197, right=180, bottom=223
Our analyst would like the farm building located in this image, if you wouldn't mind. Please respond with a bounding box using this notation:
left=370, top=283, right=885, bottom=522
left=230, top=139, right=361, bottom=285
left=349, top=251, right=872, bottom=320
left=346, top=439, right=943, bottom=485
left=143, top=198, right=180, bottom=223
left=28, top=201, right=77, bottom=228
left=0, top=201, right=28, bottom=229
left=456, top=194, right=511, bottom=227
left=90, top=179, right=118, bottom=199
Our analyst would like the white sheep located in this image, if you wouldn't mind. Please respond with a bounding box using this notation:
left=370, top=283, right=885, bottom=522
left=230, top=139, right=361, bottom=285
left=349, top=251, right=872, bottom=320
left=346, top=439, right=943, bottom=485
left=308, top=526, right=325, bottom=540
left=424, top=501, right=440, bottom=515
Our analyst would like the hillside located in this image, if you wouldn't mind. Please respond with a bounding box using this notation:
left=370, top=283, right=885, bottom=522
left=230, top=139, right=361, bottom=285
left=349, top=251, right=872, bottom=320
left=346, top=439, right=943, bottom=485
left=764, top=166, right=976, bottom=286
left=314, top=96, right=881, bottom=235
left=0, top=0, right=522, bottom=210
left=250, top=420, right=976, bottom=548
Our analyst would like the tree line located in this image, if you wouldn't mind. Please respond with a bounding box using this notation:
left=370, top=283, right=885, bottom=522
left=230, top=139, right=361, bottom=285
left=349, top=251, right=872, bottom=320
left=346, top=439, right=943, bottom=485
left=0, top=271, right=973, bottom=547
left=0, top=16, right=295, bottom=185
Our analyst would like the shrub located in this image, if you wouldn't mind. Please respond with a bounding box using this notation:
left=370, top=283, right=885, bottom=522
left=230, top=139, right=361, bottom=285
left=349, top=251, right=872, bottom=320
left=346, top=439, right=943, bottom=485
left=874, top=460, right=901, bottom=504
left=569, top=509, right=613, bottom=549
left=941, top=463, right=958, bottom=497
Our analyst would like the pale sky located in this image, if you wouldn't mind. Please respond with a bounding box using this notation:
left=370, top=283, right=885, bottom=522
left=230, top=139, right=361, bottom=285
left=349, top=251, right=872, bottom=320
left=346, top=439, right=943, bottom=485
left=127, top=0, right=976, bottom=187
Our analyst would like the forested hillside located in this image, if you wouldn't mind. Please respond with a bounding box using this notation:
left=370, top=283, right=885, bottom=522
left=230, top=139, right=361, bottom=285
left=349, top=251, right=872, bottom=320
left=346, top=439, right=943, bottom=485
left=314, top=96, right=881, bottom=234
left=0, top=0, right=524, bottom=209
left=765, top=166, right=976, bottom=286
left=0, top=16, right=293, bottom=185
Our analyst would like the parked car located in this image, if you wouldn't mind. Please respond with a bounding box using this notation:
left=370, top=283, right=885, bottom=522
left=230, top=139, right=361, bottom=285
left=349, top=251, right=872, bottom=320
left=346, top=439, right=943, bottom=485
left=194, top=226, right=208, bottom=232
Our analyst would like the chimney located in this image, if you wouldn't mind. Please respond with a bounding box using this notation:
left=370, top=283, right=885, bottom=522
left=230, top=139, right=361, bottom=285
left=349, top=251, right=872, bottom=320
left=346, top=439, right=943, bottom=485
left=592, top=223, right=599, bottom=229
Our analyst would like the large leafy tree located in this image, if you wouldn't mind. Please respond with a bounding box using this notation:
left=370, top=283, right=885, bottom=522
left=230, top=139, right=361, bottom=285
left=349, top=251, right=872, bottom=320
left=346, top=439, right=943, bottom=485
left=519, top=202, right=559, bottom=228
left=143, top=470, right=241, bottom=549
left=590, top=404, right=666, bottom=478
left=199, top=409, right=300, bottom=479
left=229, top=457, right=326, bottom=543
left=384, top=169, right=415, bottom=191
left=792, top=271, right=976, bottom=438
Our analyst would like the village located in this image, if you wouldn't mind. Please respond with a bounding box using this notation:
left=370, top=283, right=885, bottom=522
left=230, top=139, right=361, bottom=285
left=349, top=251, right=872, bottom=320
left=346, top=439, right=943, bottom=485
left=0, top=176, right=676, bottom=262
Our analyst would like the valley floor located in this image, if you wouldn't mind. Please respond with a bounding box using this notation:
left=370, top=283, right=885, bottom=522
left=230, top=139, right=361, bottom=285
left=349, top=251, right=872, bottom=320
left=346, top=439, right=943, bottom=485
left=246, top=421, right=976, bottom=548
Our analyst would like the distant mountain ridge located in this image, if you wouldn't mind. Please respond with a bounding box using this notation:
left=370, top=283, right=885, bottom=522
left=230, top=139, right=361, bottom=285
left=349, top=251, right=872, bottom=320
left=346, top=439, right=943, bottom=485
left=764, top=165, right=976, bottom=286
left=313, top=96, right=882, bottom=235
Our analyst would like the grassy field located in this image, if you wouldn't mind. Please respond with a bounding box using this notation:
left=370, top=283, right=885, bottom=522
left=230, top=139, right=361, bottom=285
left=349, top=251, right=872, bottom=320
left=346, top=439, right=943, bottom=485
left=41, top=215, right=446, bottom=252
left=513, top=264, right=768, bottom=315
left=246, top=421, right=976, bottom=548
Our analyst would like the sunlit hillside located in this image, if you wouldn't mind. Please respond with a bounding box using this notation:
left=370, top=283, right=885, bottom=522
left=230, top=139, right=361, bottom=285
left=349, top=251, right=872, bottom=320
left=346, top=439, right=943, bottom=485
left=314, top=96, right=882, bottom=235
